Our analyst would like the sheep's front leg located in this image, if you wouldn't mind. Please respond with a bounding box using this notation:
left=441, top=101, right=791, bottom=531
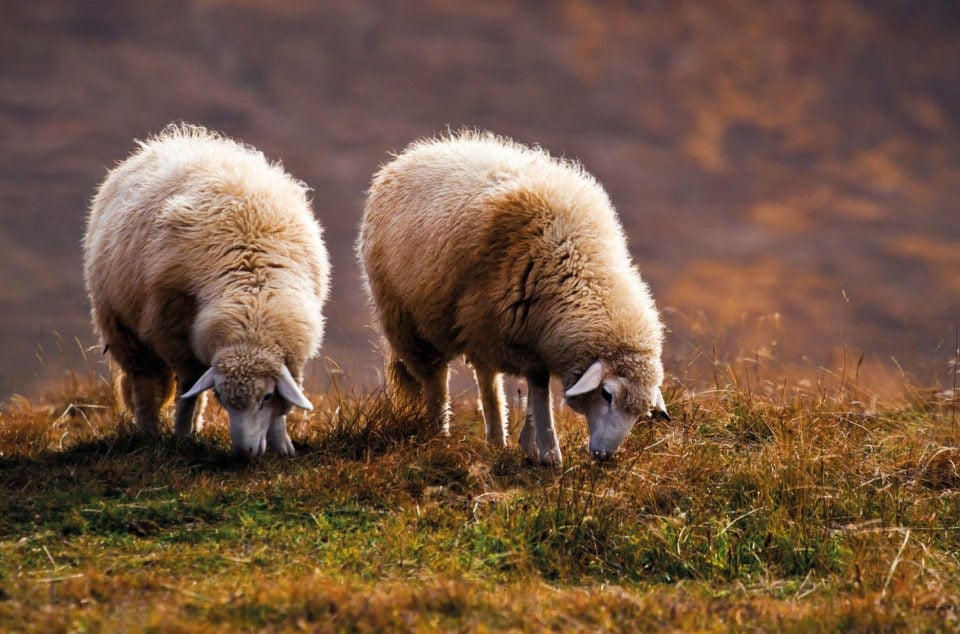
left=267, top=415, right=295, bottom=456
left=519, top=376, right=562, bottom=465
left=174, top=385, right=206, bottom=436
left=475, top=366, right=507, bottom=447
left=173, top=362, right=210, bottom=436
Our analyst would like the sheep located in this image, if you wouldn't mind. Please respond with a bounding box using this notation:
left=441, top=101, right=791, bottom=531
left=357, top=130, right=669, bottom=465
left=83, top=123, right=330, bottom=457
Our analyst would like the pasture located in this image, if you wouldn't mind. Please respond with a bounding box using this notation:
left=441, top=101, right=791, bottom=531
left=1, top=364, right=957, bottom=631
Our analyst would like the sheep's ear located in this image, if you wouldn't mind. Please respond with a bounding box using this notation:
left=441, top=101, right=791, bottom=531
left=277, top=365, right=313, bottom=411
left=651, top=387, right=671, bottom=422
left=565, top=360, right=605, bottom=398
left=182, top=367, right=216, bottom=399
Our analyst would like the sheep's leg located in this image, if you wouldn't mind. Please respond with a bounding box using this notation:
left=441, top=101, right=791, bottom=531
left=520, top=375, right=562, bottom=465
left=112, top=367, right=135, bottom=425
left=387, top=349, right=423, bottom=405
left=100, top=313, right=173, bottom=434
left=474, top=366, right=507, bottom=447
left=173, top=381, right=207, bottom=437
left=421, top=364, right=451, bottom=436
left=128, top=368, right=174, bottom=436
left=171, top=362, right=207, bottom=436
left=386, top=331, right=449, bottom=435
left=266, top=415, right=295, bottom=456
left=518, top=399, right=538, bottom=460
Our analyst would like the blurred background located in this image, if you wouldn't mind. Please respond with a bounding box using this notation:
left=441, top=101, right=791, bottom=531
left=1, top=0, right=958, bottom=400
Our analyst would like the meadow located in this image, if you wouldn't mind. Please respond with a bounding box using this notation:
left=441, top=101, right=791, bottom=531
left=1, top=358, right=958, bottom=632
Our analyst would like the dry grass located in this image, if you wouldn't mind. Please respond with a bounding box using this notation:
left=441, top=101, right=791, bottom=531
left=1, top=365, right=958, bottom=632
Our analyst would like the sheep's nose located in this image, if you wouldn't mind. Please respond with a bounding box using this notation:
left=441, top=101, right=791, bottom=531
left=591, top=448, right=613, bottom=461
left=234, top=437, right=267, bottom=458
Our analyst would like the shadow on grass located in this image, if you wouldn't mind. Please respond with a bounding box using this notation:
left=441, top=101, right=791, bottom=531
left=0, top=389, right=504, bottom=543
left=0, top=429, right=245, bottom=540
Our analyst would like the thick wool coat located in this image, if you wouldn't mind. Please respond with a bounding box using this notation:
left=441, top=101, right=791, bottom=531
left=84, top=124, right=329, bottom=416
left=359, top=130, right=663, bottom=417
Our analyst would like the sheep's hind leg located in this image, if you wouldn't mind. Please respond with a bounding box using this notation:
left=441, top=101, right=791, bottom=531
left=421, top=363, right=451, bottom=436
left=128, top=367, right=174, bottom=436
left=111, top=344, right=173, bottom=435
left=474, top=366, right=507, bottom=447
left=387, top=349, right=424, bottom=405
left=111, top=366, right=135, bottom=426
left=387, top=337, right=449, bottom=436
left=519, top=374, right=562, bottom=465
left=100, top=315, right=173, bottom=435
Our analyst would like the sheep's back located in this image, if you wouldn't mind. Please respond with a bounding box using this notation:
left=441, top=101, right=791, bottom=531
left=361, top=135, right=532, bottom=318
left=361, top=131, right=644, bottom=364
left=84, top=126, right=328, bottom=347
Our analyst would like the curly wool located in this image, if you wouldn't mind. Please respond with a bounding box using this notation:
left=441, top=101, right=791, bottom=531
left=212, top=344, right=284, bottom=409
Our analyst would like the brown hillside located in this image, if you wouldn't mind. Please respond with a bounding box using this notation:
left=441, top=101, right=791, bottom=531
left=1, top=0, right=958, bottom=398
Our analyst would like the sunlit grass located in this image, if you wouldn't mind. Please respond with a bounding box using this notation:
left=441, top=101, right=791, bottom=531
left=1, top=363, right=958, bottom=631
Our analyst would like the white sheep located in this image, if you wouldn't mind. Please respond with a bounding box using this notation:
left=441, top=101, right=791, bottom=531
left=83, top=123, right=330, bottom=456
left=357, top=130, right=669, bottom=464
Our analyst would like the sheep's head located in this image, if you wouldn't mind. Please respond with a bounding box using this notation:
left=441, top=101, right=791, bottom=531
left=563, top=358, right=669, bottom=460
left=182, top=349, right=312, bottom=457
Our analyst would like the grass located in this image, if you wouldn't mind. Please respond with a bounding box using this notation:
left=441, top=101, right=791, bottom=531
left=1, top=366, right=958, bottom=632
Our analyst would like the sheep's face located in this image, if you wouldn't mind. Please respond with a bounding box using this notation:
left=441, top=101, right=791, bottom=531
left=219, top=375, right=288, bottom=457
left=182, top=364, right=313, bottom=457
left=564, top=360, right=669, bottom=460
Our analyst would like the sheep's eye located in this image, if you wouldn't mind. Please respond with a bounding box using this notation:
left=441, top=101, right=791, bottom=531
left=259, top=392, right=274, bottom=409
left=600, top=386, right=613, bottom=405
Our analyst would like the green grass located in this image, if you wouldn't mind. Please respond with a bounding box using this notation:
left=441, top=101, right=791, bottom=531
left=1, top=370, right=958, bottom=632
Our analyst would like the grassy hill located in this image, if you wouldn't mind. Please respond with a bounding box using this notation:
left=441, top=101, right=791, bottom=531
left=1, top=367, right=958, bottom=631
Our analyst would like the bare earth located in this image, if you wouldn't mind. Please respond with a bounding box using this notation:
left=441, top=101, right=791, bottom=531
left=1, top=0, right=958, bottom=399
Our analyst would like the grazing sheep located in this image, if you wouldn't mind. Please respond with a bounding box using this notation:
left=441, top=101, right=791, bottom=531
left=357, top=130, right=668, bottom=464
left=83, top=123, right=330, bottom=456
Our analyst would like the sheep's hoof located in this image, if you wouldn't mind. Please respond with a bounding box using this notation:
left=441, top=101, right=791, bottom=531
left=485, top=433, right=508, bottom=448
left=520, top=443, right=540, bottom=464
left=268, top=431, right=296, bottom=456
left=591, top=449, right=615, bottom=462
left=136, top=419, right=164, bottom=437
left=539, top=448, right=563, bottom=466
